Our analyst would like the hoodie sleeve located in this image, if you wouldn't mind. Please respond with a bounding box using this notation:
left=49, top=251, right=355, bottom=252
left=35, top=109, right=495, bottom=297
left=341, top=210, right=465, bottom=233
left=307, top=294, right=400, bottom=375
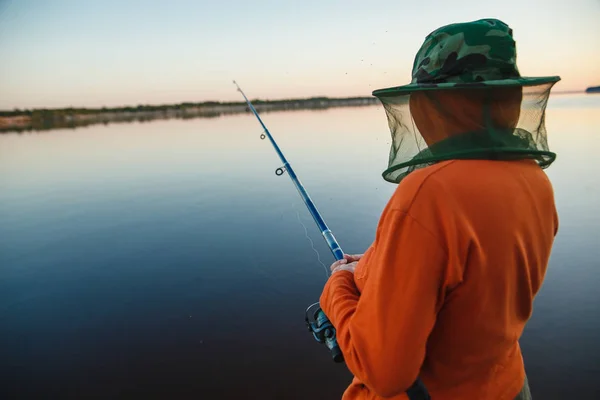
left=320, top=209, right=447, bottom=398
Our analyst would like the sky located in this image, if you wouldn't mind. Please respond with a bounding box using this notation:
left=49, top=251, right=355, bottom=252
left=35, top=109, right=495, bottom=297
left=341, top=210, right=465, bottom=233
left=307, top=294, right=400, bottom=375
left=0, top=0, right=598, bottom=109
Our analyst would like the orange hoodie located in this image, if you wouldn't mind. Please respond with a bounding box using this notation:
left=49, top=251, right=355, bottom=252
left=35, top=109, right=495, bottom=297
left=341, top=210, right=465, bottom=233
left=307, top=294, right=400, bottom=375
left=320, top=159, right=558, bottom=400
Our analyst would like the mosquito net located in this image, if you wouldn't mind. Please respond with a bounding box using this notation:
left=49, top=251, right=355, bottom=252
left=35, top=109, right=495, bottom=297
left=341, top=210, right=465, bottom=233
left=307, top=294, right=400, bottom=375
left=373, top=82, right=557, bottom=184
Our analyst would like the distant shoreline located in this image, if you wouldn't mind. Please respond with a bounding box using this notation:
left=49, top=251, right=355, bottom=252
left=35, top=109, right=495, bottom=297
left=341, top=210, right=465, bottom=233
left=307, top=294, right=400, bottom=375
left=585, top=86, right=600, bottom=94
left=0, top=97, right=379, bottom=133
left=0, top=89, right=589, bottom=134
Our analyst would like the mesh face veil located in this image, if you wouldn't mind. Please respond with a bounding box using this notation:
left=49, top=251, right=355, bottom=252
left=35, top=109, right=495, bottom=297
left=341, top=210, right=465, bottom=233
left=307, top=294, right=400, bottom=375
left=376, top=83, right=557, bottom=184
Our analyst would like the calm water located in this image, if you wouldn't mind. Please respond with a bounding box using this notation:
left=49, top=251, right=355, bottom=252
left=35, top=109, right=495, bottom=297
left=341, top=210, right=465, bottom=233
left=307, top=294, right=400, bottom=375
left=1, top=94, right=599, bottom=399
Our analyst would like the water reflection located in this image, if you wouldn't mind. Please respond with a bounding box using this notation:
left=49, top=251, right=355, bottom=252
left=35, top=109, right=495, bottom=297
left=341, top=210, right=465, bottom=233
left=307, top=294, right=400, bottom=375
left=0, top=95, right=599, bottom=399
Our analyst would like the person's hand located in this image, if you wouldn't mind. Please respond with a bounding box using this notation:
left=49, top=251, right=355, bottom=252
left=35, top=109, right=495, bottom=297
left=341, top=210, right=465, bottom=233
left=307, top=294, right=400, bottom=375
left=330, top=257, right=359, bottom=275
left=343, top=253, right=364, bottom=263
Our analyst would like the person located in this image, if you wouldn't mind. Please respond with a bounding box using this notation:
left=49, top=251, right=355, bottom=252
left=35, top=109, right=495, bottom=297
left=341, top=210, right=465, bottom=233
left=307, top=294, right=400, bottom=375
left=320, top=18, right=560, bottom=400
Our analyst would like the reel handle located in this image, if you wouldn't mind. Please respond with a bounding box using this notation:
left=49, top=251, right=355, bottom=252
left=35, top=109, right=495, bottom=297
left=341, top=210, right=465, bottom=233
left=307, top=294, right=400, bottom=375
left=330, top=342, right=343, bottom=363
left=305, top=302, right=344, bottom=363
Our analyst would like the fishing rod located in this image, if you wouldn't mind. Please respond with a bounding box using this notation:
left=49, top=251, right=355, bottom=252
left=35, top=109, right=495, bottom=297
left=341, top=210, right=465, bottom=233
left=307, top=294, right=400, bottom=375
left=233, top=81, right=430, bottom=400
left=233, top=80, right=343, bottom=363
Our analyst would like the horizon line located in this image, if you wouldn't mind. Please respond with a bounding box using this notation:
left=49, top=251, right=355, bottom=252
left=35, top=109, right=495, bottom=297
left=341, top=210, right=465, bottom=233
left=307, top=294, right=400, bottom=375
left=0, top=89, right=590, bottom=113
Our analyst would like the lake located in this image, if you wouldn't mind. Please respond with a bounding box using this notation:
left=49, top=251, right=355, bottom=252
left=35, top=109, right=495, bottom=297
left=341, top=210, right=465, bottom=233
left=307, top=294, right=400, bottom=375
left=1, top=94, right=599, bottom=399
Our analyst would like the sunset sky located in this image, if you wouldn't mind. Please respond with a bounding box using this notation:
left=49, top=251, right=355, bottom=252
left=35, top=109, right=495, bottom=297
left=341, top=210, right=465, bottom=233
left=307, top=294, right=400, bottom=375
left=0, top=0, right=598, bottom=110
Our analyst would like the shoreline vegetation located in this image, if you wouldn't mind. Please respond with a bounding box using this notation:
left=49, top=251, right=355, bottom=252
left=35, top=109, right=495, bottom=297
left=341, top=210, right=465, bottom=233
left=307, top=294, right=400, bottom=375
left=0, top=97, right=379, bottom=133
left=585, top=86, right=600, bottom=93
left=0, top=89, right=591, bottom=134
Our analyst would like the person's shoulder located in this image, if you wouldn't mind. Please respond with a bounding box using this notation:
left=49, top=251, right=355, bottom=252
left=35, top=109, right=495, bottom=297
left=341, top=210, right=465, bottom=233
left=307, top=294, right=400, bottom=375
left=387, top=160, right=458, bottom=212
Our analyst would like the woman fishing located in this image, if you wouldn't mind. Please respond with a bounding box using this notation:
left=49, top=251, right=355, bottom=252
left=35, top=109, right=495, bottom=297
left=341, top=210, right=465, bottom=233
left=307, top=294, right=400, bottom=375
left=321, top=18, right=560, bottom=400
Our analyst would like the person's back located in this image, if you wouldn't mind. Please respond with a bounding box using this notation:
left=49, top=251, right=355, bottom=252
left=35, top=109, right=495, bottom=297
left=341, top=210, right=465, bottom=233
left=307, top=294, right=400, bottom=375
left=322, top=158, right=557, bottom=400
left=395, top=158, right=558, bottom=399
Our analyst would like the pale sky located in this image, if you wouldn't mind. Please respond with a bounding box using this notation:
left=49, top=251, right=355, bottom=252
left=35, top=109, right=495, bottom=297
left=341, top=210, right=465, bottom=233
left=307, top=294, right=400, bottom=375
left=0, top=0, right=598, bottom=109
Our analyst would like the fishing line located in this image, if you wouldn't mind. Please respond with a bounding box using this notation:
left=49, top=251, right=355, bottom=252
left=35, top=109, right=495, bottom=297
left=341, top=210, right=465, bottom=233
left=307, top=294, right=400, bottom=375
left=292, top=202, right=330, bottom=279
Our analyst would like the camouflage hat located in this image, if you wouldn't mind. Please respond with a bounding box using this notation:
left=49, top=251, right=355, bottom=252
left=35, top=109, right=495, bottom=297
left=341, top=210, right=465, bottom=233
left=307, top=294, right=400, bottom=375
left=372, top=18, right=560, bottom=97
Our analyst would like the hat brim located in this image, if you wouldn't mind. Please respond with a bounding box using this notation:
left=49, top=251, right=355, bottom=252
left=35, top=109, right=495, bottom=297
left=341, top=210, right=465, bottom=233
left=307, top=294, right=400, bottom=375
left=372, top=76, right=561, bottom=97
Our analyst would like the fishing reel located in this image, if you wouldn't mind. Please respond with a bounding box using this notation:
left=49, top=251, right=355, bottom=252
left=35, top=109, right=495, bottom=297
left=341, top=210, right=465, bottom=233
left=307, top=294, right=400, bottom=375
left=305, top=302, right=344, bottom=363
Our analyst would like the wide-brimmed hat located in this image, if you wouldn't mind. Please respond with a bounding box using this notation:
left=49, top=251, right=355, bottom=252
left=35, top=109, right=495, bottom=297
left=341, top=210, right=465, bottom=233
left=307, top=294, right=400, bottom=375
left=370, top=18, right=561, bottom=184
left=372, top=18, right=560, bottom=97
